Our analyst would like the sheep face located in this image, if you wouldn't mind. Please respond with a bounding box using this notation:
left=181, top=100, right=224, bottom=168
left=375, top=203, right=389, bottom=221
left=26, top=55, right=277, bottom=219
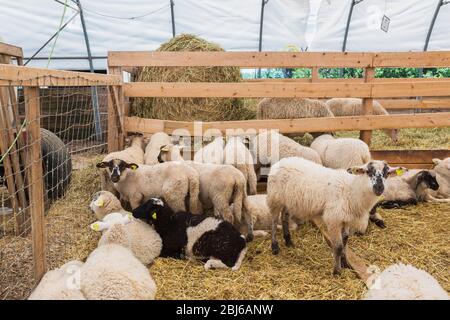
left=132, top=198, right=167, bottom=227
left=96, top=159, right=139, bottom=183
left=348, top=161, right=404, bottom=196
left=417, top=170, right=439, bottom=191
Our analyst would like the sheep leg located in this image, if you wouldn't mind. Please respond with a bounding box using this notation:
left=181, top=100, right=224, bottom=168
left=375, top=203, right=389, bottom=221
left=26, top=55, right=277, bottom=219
left=369, top=205, right=386, bottom=229
left=204, top=258, right=228, bottom=271
left=425, top=195, right=450, bottom=203
left=213, top=198, right=234, bottom=225
left=270, top=206, right=282, bottom=255
left=341, top=227, right=350, bottom=269
left=328, top=223, right=344, bottom=276
left=282, top=209, right=294, bottom=247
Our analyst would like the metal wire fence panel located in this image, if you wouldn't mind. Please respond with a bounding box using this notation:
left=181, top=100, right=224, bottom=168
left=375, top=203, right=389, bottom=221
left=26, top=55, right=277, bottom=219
left=0, top=76, right=112, bottom=299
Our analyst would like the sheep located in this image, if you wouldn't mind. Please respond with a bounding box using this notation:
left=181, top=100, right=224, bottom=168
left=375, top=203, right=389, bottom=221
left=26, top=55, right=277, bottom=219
left=363, top=263, right=449, bottom=300
left=422, top=158, right=450, bottom=202
left=157, top=144, right=251, bottom=233
left=223, top=136, right=257, bottom=195
left=80, top=244, right=157, bottom=300
left=99, top=135, right=145, bottom=196
left=267, top=157, right=401, bottom=275
left=89, top=190, right=128, bottom=220
left=193, top=136, right=224, bottom=164
left=90, top=212, right=131, bottom=232
left=310, top=134, right=371, bottom=169
left=257, top=98, right=334, bottom=138
left=144, top=132, right=172, bottom=165
left=250, top=130, right=322, bottom=176
left=326, top=98, right=399, bottom=143
left=96, top=159, right=202, bottom=214
left=237, top=194, right=298, bottom=237
left=89, top=191, right=162, bottom=266
left=28, top=261, right=85, bottom=300
left=132, top=198, right=247, bottom=271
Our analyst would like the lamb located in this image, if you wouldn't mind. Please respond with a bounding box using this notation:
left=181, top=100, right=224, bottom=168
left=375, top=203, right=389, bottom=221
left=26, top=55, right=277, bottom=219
left=223, top=136, right=257, bottom=195
left=96, top=159, right=202, bottom=214
left=89, top=191, right=162, bottom=265
left=422, top=158, right=450, bottom=202
left=28, top=261, right=85, bottom=300
left=310, top=134, right=371, bottom=169
left=257, top=97, right=334, bottom=120
left=363, top=263, right=449, bottom=300
left=250, top=131, right=321, bottom=176
left=133, top=198, right=247, bottom=271
left=90, top=212, right=131, bottom=232
left=80, top=244, right=157, bottom=300
left=144, top=132, right=172, bottom=165
left=267, top=157, right=401, bottom=275
left=326, top=98, right=399, bottom=143
left=157, top=144, right=251, bottom=235
left=193, top=136, right=224, bottom=164
left=99, top=135, right=145, bottom=195
left=89, top=190, right=129, bottom=220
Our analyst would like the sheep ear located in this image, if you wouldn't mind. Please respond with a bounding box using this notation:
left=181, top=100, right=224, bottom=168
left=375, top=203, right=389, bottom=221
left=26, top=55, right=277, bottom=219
left=160, top=145, right=170, bottom=152
left=388, top=166, right=407, bottom=177
left=127, top=163, right=139, bottom=171
left=94, top=198, right=104, bottom=207
left=96, top=162, right=108, bottom=168
left=432, top=158, right=441, bottom=166
left=347, top=166, right=366, bottom=175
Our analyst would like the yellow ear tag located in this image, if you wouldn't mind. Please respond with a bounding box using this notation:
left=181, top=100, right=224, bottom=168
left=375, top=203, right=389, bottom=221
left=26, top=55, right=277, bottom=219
left=396, top=168, right=404, bottom=176
left=94, top=199, right=104, bottom=207
left=90, top=223, right=100, bottom=231
left=152, top=212, right=157, bottom=220
left=378, top=195, right=385, bottom=201
left=130, top=165, right=138, bottom=171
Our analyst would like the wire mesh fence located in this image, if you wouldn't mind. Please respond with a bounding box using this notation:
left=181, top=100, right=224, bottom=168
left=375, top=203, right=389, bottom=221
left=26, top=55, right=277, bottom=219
left=0, top=77, right=111, bottom=299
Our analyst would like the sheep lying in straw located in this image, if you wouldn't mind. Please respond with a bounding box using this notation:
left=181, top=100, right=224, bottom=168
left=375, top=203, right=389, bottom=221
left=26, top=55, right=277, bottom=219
left=422, top=158, right=450, bottom=202
left=158, top=144, right=251, bottom=236
left=28, top=261, right=85, bottom=300
left=99, top=135, right=145, bottom=195
left=81, top=244, right=157, bottom=300
left=96, top=159, right=202, bottom=213
left=89, top=191, right=162, bottom=265
left=267, top=157, right=402, bottom=275
left=363, top=263, right=449, bottom=300
left=325, top=98, right=399, bottom=143
left=144, top=132, right=172, bottom=165
left=133, top=198, right=247, bottom=271
left=310, top=134, right=371, bottom=169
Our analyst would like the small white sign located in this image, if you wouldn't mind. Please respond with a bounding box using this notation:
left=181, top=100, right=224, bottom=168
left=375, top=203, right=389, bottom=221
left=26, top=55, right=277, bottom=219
left=381, top=15, right=390, bottom=33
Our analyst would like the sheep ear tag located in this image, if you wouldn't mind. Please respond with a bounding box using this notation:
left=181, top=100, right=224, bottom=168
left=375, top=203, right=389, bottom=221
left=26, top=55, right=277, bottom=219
left=94, top=198, right=104, bottom=207
left=130, top=164, right=138, bottom=171
left=151, top=212, right=157, bottom=220
left=396, top=168, right=404, bottom=176
left=90, top=222, right=100, bottom=232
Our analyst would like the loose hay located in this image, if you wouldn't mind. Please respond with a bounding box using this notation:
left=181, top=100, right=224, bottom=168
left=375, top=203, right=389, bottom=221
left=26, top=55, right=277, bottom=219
left=130, top=34, right=255, bottom=121
left=1, top=155, right=448, bottom=300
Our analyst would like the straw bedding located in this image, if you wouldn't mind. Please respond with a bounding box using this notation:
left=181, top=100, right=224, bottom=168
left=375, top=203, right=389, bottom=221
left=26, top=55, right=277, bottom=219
left=1, top=155, right=448, bottom=300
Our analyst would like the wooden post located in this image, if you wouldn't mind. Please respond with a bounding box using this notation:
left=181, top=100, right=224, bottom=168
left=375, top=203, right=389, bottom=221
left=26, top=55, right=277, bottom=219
left=24, top=86, right=47, bottom=281
left=311, top=67, right=319, bottom=82
left=360, top=67, right=375, bottom=145
left=108, top=66, right=125, bottom=151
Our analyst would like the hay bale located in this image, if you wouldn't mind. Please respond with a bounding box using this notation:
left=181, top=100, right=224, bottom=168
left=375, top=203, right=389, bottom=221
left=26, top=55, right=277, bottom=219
left=130, top=34, right=255, bottom=121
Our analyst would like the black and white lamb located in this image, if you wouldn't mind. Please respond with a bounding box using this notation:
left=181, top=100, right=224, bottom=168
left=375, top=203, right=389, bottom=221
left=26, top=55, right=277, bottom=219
left=132, top=198, right=247, bottom=271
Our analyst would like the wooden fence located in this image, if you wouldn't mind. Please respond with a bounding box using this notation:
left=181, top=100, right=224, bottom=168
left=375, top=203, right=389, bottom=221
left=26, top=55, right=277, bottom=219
left=108, top=51, right=450, bottom=168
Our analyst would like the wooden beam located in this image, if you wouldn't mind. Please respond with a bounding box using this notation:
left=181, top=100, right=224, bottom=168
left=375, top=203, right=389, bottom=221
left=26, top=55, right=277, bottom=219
left=0, top=42, right=23, bottom=58
left=124, top=113, right=450, bottom=136
left=373, top=52, right=450, bottom=67
left=24, top=86, right=47, bottom=282
left=0, top=64, right=121, bottom=86
left=123, top=81, right=450, bottom=98
left=371, top=150, right=450, bottom=164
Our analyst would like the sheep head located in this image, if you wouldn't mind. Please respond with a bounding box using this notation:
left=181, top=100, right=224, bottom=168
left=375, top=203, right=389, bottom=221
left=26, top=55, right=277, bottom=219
left=132, top=198, right=170, bottom=230
left=96, top=159, right=139, bottom=183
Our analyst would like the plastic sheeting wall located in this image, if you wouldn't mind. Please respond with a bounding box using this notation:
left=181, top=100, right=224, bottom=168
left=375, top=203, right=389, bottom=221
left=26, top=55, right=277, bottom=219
left=0, top=0, right=309, bottom=70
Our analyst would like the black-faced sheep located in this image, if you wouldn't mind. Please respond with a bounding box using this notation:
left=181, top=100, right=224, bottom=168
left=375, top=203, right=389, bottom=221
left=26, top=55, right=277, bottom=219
left=423, top=158, right=450, bottom=202
left=132, top=198, right=247, bottom=271
left=325, top=98, right=399, bottom=143
left=267, top=157, right=401, bottom=275
left=96, top=159, right=202, bottom=214
left=310, top=134, right=371, bottom=169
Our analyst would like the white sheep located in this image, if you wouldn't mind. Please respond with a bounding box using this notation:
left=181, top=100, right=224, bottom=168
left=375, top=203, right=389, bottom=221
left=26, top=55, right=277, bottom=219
left=194, top=136, right=225, bottom=164
left=100, top=135, right=145, bottom=195
left=97, top=159, right=202, bottom=214
left=144, top=132, right=172, bottom=165
left=223, top=136, right=257, bottom=195
left=80, top=244, right=157, bottom=300
left=257, top=98, right=334, bottom=119
left=89, top=191, right=163, bottom=265
left=28, top=261, right=85, bottom=300
left=89, top=190, right=129, bottom=220
left=363, top=263, right=449, bottom=300
left=90, top=212, right=131, bottom=232
left=267, top=157, right=400, bottom=275
left=250, top=130, right=322, bottom=176
left=326, top=98, right=399, bottom=143
left=422, top=158, right=450, bottom=202
left=310, top=134, right=371, bottom=169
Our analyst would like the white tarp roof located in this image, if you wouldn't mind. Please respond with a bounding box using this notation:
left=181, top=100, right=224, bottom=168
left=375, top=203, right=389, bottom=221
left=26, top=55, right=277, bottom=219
left=0, top=0, right=449, bottom=70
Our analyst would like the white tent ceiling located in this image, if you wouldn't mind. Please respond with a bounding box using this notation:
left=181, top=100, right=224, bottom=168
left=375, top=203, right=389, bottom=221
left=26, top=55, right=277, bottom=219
left=0, top=0, right=449, bottom=70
